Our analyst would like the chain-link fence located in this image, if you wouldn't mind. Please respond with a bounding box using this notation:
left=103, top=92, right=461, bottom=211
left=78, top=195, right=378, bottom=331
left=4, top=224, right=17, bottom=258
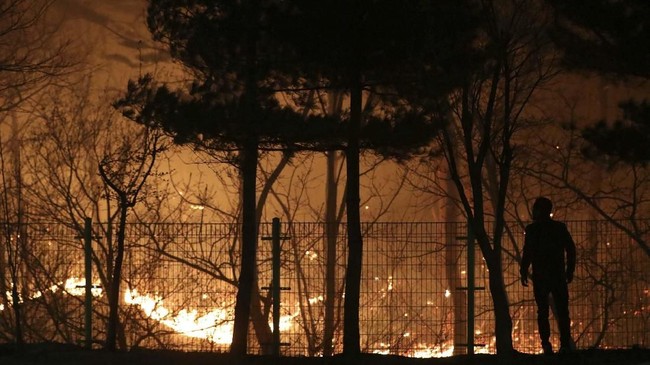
left=0, top=220, right=648, bottom=356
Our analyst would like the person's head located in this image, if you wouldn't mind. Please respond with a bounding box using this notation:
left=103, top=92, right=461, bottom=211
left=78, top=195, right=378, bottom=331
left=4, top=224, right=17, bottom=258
left=532, top=197, right=553, bottom=221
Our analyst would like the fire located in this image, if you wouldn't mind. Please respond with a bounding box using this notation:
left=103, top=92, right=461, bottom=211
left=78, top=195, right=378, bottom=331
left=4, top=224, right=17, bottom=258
left=54, top=284, right=473, bottom=356
left=56, top=277, right=103, bottom=297
left=160, top=308, right=233, bottom=344
left=410, top=343, right=455, bottom=358
left=123, top=288, right=299, bottom=344
left=124, top=288, right=234, bottom=344
left=372, top=342, right=455, bottom=357
left=1, top=277, right=102, bottom=307
left=0, top=277, right=508, bottom=356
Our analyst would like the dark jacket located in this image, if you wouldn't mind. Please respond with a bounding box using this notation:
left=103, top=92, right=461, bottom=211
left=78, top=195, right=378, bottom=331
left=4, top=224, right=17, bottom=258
left=520, top=218, right=576, bottom=283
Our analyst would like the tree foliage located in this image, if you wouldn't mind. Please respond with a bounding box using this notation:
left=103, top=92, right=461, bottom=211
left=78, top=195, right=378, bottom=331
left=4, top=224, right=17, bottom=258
left=116, top=0, right=346, bottom=355
left=407, top=0, right=560, bottom=354
left=116, top=0, right=478, bottom=356
left=116, top=75, right=341, bottom=155
left=0, top=0, right=75, bottom=111
left=273, top=0, right=478, bottom=355
left=547, top=0, right=650, bottom=164
left=547, top=0, right=649, bottom=78
left=582, top=101, right=650, bottom=164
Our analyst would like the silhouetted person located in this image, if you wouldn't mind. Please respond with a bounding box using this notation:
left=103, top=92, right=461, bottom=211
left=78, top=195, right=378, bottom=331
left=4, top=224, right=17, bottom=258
left=520, top=197, right=576, bottom=355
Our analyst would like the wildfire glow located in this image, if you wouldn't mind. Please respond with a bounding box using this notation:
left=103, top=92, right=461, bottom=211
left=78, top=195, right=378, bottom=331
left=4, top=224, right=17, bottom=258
left=308, top=295, right=324, bottom=304
left=56, top=277, right=103, bottom=297
left=373, top=342, right=455, bottom=358
left=2, top=277, right=102, bottom=307
left=124, top=288, right=233, bottom=344
left=123, top=288, right=298, bottom=344
left=0, top=277, right=533, bottom=357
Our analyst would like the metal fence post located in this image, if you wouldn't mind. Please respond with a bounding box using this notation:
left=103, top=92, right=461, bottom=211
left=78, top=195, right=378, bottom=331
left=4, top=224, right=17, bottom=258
left=466, top=225, right=475, bottom=355
left=83, top=217, right=93, bottom=349
left=271, top=218, right=281, bottom=356
left=455, top=225, right=484, bottom=355
left=261, top=218, right=291, bottom=355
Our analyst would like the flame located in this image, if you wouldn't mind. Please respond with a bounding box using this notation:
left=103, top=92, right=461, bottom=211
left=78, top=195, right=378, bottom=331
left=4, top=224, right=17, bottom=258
left=2, top=277, right=102, bottom=307
left=372, top=342, right=455, bottom=358
left=0, top=276, right=555, bottom=356
left=57, top=277, right=103, bottom=297
left=124, top=288, right=299, bottom=344
left=162, top=308, right=233, bottom=344
left=305, top=250, right=318, bottom=260
left=410, top=343, right=455, bottom=358
left=124, top=288, right=233, bottom=344
left=308, top=295, right=324, bottom=304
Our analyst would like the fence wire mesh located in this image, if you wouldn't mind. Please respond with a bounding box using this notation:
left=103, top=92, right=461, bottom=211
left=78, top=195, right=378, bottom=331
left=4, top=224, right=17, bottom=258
left=0, top=220, right=648, bottom=356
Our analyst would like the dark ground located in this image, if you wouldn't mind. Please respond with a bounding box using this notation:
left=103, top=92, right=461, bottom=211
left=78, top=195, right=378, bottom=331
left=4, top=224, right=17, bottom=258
left=1, top=344, right=649, bottom=365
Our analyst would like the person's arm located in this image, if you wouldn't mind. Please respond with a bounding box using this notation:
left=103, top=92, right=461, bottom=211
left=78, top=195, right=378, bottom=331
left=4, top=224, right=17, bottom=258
left=520, top=227, right=532, bottom=286
left=564, top=224, right=576, bottom=283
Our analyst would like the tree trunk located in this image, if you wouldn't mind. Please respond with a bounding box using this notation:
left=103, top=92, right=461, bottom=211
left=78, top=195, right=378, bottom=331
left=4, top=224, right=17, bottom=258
left=323, top=151, right=339, bottom=356
left=231, top=142, right=259, bottom=355
left=343, top=80, right=362, bottom=356
left=478, top=235, right=514, bottom=355
left=106, top=201, right=128, bottom=351
left=9, top=117, right=24, bottom=347
left=9, top=266, right=23, bottom=347
left=252, top=155, right=289, bottom=354
left=442, top=167, right=467, bottom=355
left=487, top=269, right=513, bottom=355
left=231, top=0, right=260, bottom=354
left=250, top=279, right=273, bottom=354
left=0, top=232, right=9, bottom=334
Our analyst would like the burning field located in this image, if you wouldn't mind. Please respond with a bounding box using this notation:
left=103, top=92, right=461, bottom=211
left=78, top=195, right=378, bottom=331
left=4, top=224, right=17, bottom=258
left=1, top=221, right=648, bottom=357
left=1, top=343, right=650, bottom=365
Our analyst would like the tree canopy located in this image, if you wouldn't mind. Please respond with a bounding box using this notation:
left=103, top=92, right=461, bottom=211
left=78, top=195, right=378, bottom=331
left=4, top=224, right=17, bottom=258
left=548, top=0, right=649, bottom=78
left=547, top=0, right=650, bottom=164
left=273, top=0, right=478, bottom=355
left=582, top=101, right=650, bottom=164
left=116, top=0, right=479, bottom=355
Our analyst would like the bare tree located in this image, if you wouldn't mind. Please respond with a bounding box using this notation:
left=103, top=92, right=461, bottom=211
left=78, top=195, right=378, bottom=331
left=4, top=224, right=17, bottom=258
left=407, top=0, right=559, bottom=354
left=0, top=0, right=76, bottom=347
left=98, top=126, right=164, bottom=351
left=524, top=121, right=650, bottom=256
left=0, top=0, right=76, bottom=112
left=0, top=111, right=28, bottom=346
left=21, top=83, right=170, bottom=350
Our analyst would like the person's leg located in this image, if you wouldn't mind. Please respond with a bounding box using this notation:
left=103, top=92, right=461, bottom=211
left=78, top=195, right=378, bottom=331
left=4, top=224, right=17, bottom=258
left=533, top=282, right=552, bottom=354
left=552, top=281, right=573, bottom=351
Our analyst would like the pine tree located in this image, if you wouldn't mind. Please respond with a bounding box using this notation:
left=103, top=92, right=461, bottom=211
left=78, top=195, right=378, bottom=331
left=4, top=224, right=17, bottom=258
left=274, top=0, right=478, bottom=355
left=548, top=0, right=650, bottom=164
